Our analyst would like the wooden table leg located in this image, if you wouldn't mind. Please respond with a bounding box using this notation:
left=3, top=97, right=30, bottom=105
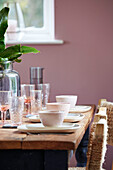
left=75, top=126, right=89, bottom=167
left=44, top=150, right=68, bottom=170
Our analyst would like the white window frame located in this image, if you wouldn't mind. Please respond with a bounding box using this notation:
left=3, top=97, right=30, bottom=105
left=6, top=0, right=63, bottom=44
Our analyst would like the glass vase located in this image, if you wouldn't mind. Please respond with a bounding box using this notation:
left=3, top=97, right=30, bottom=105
left=0, top=61, right=21, bottom=119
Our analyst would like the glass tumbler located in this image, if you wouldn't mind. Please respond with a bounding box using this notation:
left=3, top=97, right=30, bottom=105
left=21, top=84, right=35, bottom=115
left=0, top=91, right=11, bottom=125
left=30, top=90, right=42, bottom=115
left=9, top=96, right=24, bottom=126
left=37, top=84, right=50, bottom=108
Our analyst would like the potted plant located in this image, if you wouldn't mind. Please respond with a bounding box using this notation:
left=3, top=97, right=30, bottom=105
left=0, top=7, right=39, bottom=96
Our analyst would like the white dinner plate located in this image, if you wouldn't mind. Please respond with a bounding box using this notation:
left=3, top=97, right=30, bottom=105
left=28, top=113, right=85, bottom=123
left=69, top=105, right=92, bottom=113
left=17, top=123, right=80, bottom=133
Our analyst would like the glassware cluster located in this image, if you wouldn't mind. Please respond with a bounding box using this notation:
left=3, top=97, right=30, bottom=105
left=0, top=65, right=78, bottom=128
left=0, top=83, right=50, bottom=126
left=0, top=66, right=50, bottom=126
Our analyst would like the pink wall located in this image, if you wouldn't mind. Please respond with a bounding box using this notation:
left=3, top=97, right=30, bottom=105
left=14, top=0, right=113, bottom=105
left=13, top=0, right=113, bottom=169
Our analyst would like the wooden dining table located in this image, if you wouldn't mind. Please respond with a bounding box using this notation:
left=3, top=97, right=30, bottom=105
left=0, top=105, right=95, bottom=170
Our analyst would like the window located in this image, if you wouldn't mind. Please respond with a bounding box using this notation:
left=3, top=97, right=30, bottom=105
left=20, top=0, right=43, bottom=28
left=0, top=0, right=63, bottom=44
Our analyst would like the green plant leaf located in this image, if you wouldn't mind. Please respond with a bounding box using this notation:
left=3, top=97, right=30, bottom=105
left=8, top=54, right=22, bottom=61
left=0, top=37, right=5, bottom=52
left=21, top=46, right=39, bottom=54
left=0, top=45, right=21, bottom=58
left=0, top=44, right=39, bottom=63
left=0, top=7, right=9, bottom=37
left=0, top=7, right=9, bottom=52
left=15, top=58, right=22, bottom=63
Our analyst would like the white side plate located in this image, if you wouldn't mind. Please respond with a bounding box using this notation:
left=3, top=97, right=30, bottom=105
left=69, top=106, right=92, bottom=113
left=64, top=113, right=85, bottom=122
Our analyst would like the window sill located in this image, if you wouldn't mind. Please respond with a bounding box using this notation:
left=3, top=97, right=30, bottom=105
left=5, top=24, right=64, bottom=44
left=6, top=39, right=64, bottom=45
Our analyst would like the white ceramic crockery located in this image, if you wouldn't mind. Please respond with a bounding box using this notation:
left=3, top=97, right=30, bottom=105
left=38, top=110, right=66, bottom=127
left=18, top=123, right=80, bottom=133
left=46, top=102, right=70, bottom=117
left=56, top=95, right=78, bottom=108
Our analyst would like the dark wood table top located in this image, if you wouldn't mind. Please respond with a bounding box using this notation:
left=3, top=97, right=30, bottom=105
left=0, top=105, right=95, bottom=150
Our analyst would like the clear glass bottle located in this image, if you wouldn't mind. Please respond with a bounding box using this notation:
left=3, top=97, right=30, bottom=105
left=0, top=61, right=20, bottom=96
left=0, top=61, right=21, bottom=119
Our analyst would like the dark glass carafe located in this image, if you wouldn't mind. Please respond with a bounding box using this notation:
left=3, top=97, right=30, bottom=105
left=30, top=67, right=44, bottom=89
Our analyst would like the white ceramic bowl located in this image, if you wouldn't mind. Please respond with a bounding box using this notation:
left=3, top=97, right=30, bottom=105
left=46, top=102, right=70, bottom=117
left=56, top=95, right=78, bottom=108
left=38, top=110, right=65, bottom=127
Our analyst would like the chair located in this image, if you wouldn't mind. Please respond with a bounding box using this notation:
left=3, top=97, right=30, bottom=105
left=69, top=107, right=107, bottom=170
left=97, top=99, right=113, bottom=170
left=86, top=109, right=107, bottom=170
left=97, top=99, right=113, bottom=146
